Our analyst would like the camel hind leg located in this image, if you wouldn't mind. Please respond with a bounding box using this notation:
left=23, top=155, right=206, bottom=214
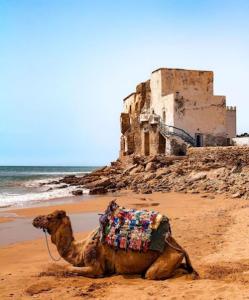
left=145, top=237, right=199, bottom=280
left=168, top=237, right=199, bottom=278
left=144, top=244, right=184, bottom=280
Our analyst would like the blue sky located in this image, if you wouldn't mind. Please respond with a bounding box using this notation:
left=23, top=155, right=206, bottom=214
left=0, top=0, right=249, bottom=166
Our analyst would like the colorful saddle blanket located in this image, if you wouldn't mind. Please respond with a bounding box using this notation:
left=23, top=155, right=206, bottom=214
left=99, top=200, right=171, bottom=253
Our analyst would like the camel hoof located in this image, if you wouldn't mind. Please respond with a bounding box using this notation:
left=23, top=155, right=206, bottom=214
left=190, top=270, right=200, bottom=280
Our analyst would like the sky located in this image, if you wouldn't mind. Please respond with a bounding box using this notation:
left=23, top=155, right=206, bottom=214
left=0, top=0, right=249, bottom=166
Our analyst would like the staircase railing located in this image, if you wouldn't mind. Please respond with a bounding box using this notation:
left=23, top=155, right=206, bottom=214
left=159, top=122, right=196, bottom=146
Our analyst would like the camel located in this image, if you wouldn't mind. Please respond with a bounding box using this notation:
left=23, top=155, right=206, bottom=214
left=33, top=209, right=198, bottom=280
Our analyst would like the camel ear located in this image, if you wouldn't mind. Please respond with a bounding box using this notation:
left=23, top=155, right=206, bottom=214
left=57, top=210, right=66, bottom=219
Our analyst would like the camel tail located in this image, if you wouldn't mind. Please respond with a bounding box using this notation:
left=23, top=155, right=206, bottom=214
left=166, top=237, right=199, bottom=278
left=183, top=250, right=195, bottom=273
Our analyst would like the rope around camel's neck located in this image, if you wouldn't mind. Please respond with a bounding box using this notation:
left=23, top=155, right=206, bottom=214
left=43, top=228, right=73, bottom=262
left=43, top=229, right=61, bottom=261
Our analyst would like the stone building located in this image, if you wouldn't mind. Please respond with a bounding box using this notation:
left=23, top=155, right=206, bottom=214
left=120, top=68, right=237, bottom=157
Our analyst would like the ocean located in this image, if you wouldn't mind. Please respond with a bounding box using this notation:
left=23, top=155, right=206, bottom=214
left=0, top=166, right=98, bottom=208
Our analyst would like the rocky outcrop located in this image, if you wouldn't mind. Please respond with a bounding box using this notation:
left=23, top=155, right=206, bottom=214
left=61, top=146, right=249, bottom=200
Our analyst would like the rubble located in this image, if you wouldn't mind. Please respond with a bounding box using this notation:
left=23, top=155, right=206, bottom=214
left=61, top=146, right=249, bottom=200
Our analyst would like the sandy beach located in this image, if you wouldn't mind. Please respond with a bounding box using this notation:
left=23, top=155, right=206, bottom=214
left=1, top=191, right=249, bottom=299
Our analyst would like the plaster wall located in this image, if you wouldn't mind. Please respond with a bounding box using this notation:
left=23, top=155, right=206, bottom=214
left=173, top=95, right=227, bottom=139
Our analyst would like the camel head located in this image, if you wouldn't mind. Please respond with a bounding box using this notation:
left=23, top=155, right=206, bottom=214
left=32, top=210, right=67, bottom=235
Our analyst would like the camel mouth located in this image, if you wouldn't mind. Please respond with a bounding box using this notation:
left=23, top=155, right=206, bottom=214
left=32, top=215, right=49, bottom=230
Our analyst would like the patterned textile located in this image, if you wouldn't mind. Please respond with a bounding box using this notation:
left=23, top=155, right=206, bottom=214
left=99, top=200, right=171, bottom=252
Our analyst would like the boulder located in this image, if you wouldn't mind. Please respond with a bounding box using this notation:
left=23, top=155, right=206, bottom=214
left=72, top=189, right=83, bottom=196
left=155, top=168, right=170, bottom=178
left=116, top=181, right=127, bottom=189
left=89, top=186, right=108, bottom=195
left=129, top=165, right=144, bottom=175
left=58, top=184, right=68, bottom=189
left=145, top=162, right=156, bottom=172
left=231, top=192, right=241, bottom=198
left=122, top=164, right=137, bottom=175
left=188, top=172, right=207, bottom=183
left=144, top=172, right=156, bottom=181
left=140, top=188, right=152, bottom=194
left=84, top=177, right=111, bottom=189
left=61, top=175, right=78, bottom=184
left=132, top=156, right=145, bottom=165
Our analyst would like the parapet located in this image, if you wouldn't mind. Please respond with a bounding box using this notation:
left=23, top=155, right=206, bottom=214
left=226, top=106, right=236, bottom=111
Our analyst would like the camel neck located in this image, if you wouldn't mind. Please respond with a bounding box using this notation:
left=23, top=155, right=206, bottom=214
left=51, top=218, right=85, bottom=266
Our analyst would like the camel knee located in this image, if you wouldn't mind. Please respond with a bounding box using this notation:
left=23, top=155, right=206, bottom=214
left=145, top=252, right=184, bottom=280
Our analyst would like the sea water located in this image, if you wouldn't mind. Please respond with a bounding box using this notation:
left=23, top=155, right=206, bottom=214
left=0, top=166, right=98, bottom=208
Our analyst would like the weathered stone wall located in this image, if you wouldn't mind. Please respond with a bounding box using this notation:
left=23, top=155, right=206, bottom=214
left=160, top=68, right=214, bottom=97
left=187, top=146, right=249, bottom=165
left=120, top=81, right=151, bottom=158
left=120, top=113, right=130, bottom=134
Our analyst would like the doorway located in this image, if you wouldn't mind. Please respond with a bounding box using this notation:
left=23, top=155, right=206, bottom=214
left=144, top=132, right=150, bottom=156
left=158, top=133, right=166, bottom=154
left=195, top=133, right=203, bottom=147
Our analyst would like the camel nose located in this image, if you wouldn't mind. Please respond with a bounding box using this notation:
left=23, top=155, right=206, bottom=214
left=32, top=215, right=47, bottom=229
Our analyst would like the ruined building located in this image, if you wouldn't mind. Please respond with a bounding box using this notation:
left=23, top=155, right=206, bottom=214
left=120, top=68, right=236, bottom=157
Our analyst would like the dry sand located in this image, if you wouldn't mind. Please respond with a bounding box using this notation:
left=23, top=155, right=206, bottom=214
left=1, top=192, right=249, bottom=299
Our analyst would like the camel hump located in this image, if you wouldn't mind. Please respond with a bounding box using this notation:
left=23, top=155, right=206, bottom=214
left=99, top=200, right=171, bottom=253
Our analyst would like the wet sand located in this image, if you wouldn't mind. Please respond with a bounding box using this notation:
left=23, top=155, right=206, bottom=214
left=0, top=212, right=99, bottom=246
left=1, top=191, right=249, bottom=299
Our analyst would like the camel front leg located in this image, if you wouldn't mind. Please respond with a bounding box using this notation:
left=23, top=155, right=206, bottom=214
left=66, top=265, right=104, bottom=278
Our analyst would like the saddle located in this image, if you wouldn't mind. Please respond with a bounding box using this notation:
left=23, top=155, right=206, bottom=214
left=99, top=200, right=171, bottom=253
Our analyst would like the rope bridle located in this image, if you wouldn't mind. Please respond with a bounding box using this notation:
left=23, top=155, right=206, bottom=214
left=43, top=229, right=61, bottom=262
